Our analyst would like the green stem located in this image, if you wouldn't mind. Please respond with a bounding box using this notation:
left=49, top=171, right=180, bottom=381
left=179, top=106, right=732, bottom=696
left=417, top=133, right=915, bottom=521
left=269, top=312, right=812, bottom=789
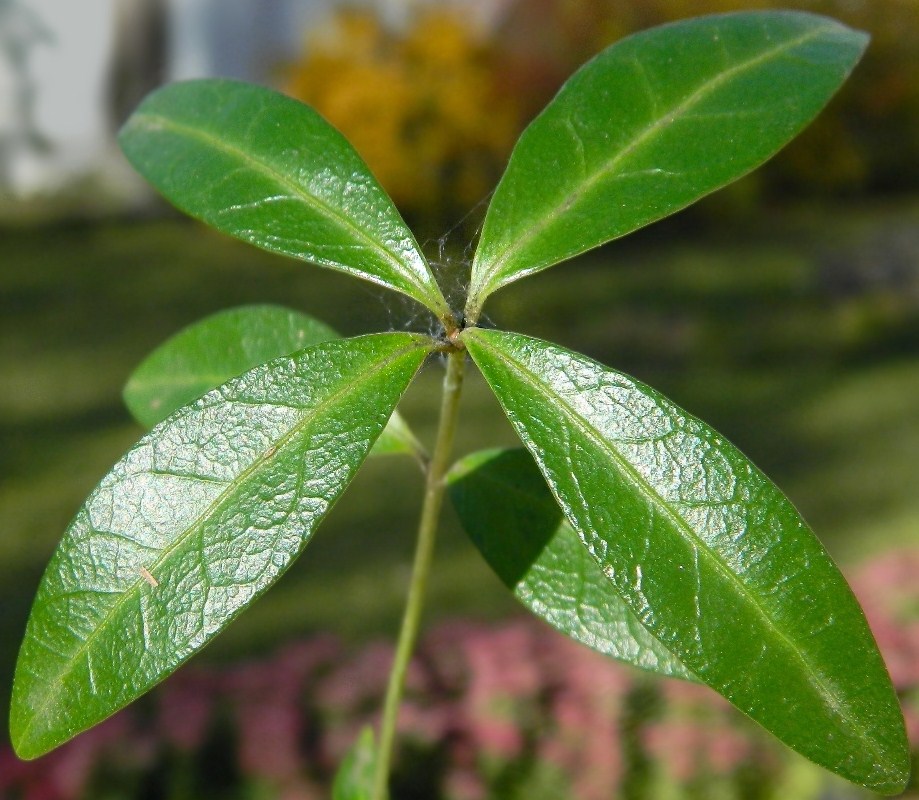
left=372, top=347, right=467, bottom=800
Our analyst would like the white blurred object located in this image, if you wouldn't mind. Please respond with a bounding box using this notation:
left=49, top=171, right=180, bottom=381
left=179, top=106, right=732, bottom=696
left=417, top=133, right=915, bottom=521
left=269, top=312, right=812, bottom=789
left=0, top=0, right=509, bottom=205
left=0, top=0, right=52, bottom=195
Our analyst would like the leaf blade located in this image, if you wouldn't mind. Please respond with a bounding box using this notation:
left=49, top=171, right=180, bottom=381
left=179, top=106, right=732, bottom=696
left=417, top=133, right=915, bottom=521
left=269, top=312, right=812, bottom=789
left=448, top=447, right=695, bottom=681
left=467, top=12, right=868, bottom=317
left=332, top=726, right=377, bottom=800
left=123, top=305, right=424, bottom=459
left=11, top=332, right=432, bottom=759
left=119, top=80, right=450, bottom=320
left=463, top=327, right=908, bottom=793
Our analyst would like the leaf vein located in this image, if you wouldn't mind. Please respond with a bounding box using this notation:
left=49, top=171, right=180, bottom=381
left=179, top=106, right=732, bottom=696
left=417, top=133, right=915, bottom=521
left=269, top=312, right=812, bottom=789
left=475, top=335, right=876, bottom=754
left=476, top=24, right=830, bottom=294
left=131, top=112, right=439, bottom=309
left=19, top=337, right=431, bottom=741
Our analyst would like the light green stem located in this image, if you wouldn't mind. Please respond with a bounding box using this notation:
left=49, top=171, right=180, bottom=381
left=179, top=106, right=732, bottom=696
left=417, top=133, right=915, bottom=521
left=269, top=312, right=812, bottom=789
left=372, top=347, right=466, bottom=800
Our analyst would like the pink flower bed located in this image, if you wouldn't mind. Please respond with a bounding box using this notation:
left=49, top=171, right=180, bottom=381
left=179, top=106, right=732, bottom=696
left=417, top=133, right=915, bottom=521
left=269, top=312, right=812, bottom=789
left=3, top=551, right=919, bottom=799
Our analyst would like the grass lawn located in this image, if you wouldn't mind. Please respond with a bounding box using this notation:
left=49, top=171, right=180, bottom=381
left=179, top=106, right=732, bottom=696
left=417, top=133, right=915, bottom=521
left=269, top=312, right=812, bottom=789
left=2, top=200, right=918, bottom=721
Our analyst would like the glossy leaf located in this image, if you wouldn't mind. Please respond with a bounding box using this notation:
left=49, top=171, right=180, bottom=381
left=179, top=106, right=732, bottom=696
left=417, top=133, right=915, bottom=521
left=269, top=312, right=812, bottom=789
left=123, top=305, right=424, bottom=459
left=332, top=726, right=377, bottom=800
left=448, top=448, right=694, bottom=681
left=11, top=333, right=432, bottom=759
left=467, top=12, right=868, bottom=318
left=462, top=327, right=909, bottom=793
left=119, top=79, right=450, bottom=320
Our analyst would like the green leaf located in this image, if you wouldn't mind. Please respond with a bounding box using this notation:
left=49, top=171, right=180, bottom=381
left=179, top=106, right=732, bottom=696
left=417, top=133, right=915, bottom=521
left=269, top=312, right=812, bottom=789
left=10, top=332, right=432, bottom=759
left=333, top=726, right=377, bottom=800
left=448, top=447, right=695, bottom=681
left=123, top=305, right=425, bottom=459
left=369, top=409, right=426, bottom=461
left=119, top=79, right=450, bottom=321
left=462, top=327, right=909, bottom=794
left=124, top=305, right=337, bottom=428
left=467, top=12, right=868, bottom=318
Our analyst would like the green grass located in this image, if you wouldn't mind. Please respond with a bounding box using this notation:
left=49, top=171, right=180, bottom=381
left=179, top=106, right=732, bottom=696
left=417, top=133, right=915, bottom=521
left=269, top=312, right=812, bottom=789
left=1, top=201, right=918, bottom=716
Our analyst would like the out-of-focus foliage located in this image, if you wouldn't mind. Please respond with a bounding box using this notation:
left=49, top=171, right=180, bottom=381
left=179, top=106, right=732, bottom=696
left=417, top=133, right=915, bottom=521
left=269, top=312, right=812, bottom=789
left=281, top=0, right=919, bottom=234
left=2, top=549, right=917, bottom=799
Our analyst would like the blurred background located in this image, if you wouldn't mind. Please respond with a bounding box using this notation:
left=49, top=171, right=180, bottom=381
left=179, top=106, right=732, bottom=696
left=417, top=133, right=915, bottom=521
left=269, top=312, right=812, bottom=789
left=2, top=0, right=919, bottom=797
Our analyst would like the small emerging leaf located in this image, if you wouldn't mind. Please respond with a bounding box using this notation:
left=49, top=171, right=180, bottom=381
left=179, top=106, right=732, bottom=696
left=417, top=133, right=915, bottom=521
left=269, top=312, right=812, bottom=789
left=463, top=327, right=909, bottom=794
left=467, top=12, right=868, bottom=318
left=333, top=726, right=377, bottom=800
left=369, top=409, right=426, bottom=460
left=448, top=448, right=695, bottom=681
left=124, top=305, right=424, bottom=459
left=11, top=333, right=432, bottom=759
left=119, top=80, right=450, bottom=320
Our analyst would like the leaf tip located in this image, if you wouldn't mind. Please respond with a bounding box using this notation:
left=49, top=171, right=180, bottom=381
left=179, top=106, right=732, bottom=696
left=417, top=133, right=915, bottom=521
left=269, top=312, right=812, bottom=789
left=868, top=736, right=912, bottom=796
left=9, top=700, right=51, bottom=762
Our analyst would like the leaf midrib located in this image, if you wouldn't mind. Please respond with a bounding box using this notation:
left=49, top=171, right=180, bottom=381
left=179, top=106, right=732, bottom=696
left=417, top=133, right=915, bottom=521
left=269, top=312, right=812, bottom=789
left=130, top=112, right=445, bottom=314
left=473, top=24, right=830, bottom=298
left=17, top=336, right=431, bottom=748
left=469, top=332, right=881, bottom=761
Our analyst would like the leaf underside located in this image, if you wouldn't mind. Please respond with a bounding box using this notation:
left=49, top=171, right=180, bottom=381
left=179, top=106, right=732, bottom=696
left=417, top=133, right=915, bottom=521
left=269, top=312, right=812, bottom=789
left=462, top=327, right=908, bottom=794
left=467, top=11, right=868, bottom=316
left=11, top=333, right=432, bottom=759
left=124, top=304, right=424, bottom=458
left=448, top=447, right=695, bottom=681
left=118, top=79, right=450, bottom=319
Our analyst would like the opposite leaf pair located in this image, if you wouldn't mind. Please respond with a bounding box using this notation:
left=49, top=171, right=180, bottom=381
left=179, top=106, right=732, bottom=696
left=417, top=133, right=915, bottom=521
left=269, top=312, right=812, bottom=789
left=11, top=10, right=910, bottom=796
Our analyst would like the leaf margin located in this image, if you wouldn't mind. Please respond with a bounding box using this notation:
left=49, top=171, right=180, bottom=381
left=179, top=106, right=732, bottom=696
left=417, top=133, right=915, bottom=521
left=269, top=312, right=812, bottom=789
left=461, top=325, right=909, bottom=794
left=466, top=11, right=869, bottom=320
left=447, top=446, right=697, bottom=681
left=11, top=331, right=434, bottom=759
left=119, top=79, right=451, bottom=321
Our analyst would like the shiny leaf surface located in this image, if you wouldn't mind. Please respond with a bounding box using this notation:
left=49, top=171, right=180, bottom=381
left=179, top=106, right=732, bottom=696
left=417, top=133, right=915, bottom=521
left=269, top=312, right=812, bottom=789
left=467, top=12, right=868, bottom=318
left=11, top=333, right=432, bottom=759
left=123, top=305, right=424, bottom=459
left=448, top=447, right=694, bottom=680
left=119, top=80, right=450, bottom=320
left=332, top=726, right=377, bottom=800
left=463, top=327, right=908, bottom=793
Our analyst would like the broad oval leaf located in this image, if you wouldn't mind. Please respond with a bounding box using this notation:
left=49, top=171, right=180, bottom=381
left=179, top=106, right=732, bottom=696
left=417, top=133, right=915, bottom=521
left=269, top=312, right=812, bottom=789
left=448, top=447, right=695, bottom=681
left=11, top=332, right=433, bottom=759
left=467, top=12, right=868, bottom=319
left=333, top=726, right=377, bottom=800
left=124, top=305, right=425, bottom=459
left=462, top=327, right=908, bottom=794
left=119, top=79, right=450, bottom=320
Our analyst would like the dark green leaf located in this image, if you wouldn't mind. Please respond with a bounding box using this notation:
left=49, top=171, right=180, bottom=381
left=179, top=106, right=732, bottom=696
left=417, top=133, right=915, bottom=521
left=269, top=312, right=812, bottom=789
left=448, top=447, right=694, bottom=681
left=463, top=327, right=908, bottom=794
left=333, top=726, right=377, bottom=800
left=119, top=80, right=450, bottom=320
left=467, top=12, right=868, bottom=318
left=123, top=305, right=424, bottom=459
left=11, top=333, right=432, bottom=759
